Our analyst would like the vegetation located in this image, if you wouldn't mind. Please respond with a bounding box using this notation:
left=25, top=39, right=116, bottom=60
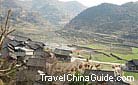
left=0, top=10, right=17, bottom=85
left=124, top=71, right=138, bottom=80
left=132, top=47, right=138, bottom=54
left=79, top=43, right=138, bottom=64
left=1, top=0, right=85, bottom=28
left=66, top=2, right=138, bottom=42
left=69, top=71, right=89, bottom=85
left=0, top=10, right=15, bottom=50
left=1, top=0, right=138, bottom=84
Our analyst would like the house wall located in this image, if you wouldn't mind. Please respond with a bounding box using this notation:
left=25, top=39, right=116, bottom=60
left=129, top=66, right=138, bottom=70
left=28, top=66, right=45, bottom=71
left=15, top=51, right=26, bottom=57
left=126, top=63, right=138, bottom=71
left=24, top=55, right=35, bottom=62
left=33, top=48, right=44, bottom=56
left=55, top=54, right=71, bottom=62
left=26, top=51, right=34, bottom=56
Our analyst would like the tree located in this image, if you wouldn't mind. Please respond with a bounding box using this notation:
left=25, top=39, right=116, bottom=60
left=0, top=9, right=16, bottom=85
left=0, top=9, right=15, bottom=51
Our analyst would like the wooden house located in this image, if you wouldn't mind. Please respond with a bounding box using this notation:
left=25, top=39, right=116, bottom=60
left=125, top=59, right=138, bottom=72
left=26, top=41, right=45, bottom=58
left=26, top=58, right=46, bottom=71
left=1, top=35, right=30, bottom=58
left=54, top=48, right=73, bottom=62
left=16, top=57, right=56, bottom=85
left=9, top=40, right=26, bottom=58
left=16, top=69, right=45, bottom=85
left=1, top=35, right=48, bottom=61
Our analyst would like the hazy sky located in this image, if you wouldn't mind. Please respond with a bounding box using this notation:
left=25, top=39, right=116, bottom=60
left=59, top=0, right=138, bottom=7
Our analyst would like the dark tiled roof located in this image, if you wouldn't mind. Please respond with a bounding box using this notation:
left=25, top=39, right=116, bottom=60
left=16, top=70, right=38, bottom=81
left=27, top=58, right=45, bottom=67
left=54, top=48, right=72, bottom=56
left=26, top=41, right=45, bottom=50
left=128, top=59, right=138, bottom=66
left=26, top=43, right=40, bottom=50
left=8, top=40, right=24, bottom=47
left=28, top=41, right=45, bottom=47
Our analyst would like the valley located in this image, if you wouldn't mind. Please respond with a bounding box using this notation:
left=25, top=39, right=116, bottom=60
left=1, top=0, right=138, bottom=85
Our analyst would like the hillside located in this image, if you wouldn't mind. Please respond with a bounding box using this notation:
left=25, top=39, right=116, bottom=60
left=65, top=2, right=138, bottom=41
left=0, top=0, right=86, bottom=43
left=0, top=0, right=86, bottom=28
left=0, top=0, right=54, bottom=30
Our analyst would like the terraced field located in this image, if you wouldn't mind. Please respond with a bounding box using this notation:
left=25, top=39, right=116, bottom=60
left=80, top=43, right=138, bottom=81
left=82, top=43, right=138, bottom=64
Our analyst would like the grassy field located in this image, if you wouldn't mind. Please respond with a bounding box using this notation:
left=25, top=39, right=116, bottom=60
left=85, top=44, right=138, bottom=80
left=71, top=41, right=138, bottom=83
left=132, top=47, right=138, bottom=54
left=124, top=71, right=138, bottom=80
left=81, top=43, right=138, bottom=64
left=87, top=44, right=108, bottom=50
left=91, top=54, right=126, bottom=63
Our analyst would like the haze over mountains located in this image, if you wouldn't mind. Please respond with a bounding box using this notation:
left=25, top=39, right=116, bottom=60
left=65, top=2, right=138, bottom=41
left=0, top=0, right=86, bottom=29
left=1, top=0, right=138, bottom=43
left=0, top=0, right=85, bottom=43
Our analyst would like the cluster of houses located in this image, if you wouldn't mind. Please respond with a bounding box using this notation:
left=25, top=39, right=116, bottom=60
left=1, top=35, right=49, bottom=62
left=3, top=35, right=51, bottom=84
left=0, top=35, right=75, bottom=84
left=1, top=35, right=137, bottom=85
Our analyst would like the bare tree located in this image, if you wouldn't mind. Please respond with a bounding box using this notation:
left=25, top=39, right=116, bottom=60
left=0, top=9, right=16, bottom=85
left=0, top=9, right=15, bottom=50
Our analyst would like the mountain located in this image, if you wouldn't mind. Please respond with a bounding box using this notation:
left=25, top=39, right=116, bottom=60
left=0, top=0, right=86, bottom=28
left=0, top=0, right=86, bottom=43
left=63, top=1, right=86, bottom=16
left=0, top=0, right=54, bottom=30
left=31, top=0, right=86, bottom=27
left=65, top=2, right=138, bottom=41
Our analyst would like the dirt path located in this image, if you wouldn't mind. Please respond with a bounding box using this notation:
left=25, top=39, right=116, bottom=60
left=71, top=57, right=125, bottom=66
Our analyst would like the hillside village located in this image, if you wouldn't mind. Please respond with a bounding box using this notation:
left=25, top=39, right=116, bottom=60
left=0, top=34, right=133, bottom=85
left=1, top=0, right=138, bottom=85
left=0, top=11, right=135, bottom=84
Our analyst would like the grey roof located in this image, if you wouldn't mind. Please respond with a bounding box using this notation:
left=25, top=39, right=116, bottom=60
left=8, top=40, right=24, bottom=47
left=27, top=58, right=46, bottom=67
left=128, top=59, right=138, bottom=66
left=26, top=41, right=45, bottom=50
left=54, top=48, right=72, bottom=56
left=28, top=41, right=45, bottom=47
left=26, top=43, right=41, bottom=50
left=16, top=70, right=38, bottom=81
